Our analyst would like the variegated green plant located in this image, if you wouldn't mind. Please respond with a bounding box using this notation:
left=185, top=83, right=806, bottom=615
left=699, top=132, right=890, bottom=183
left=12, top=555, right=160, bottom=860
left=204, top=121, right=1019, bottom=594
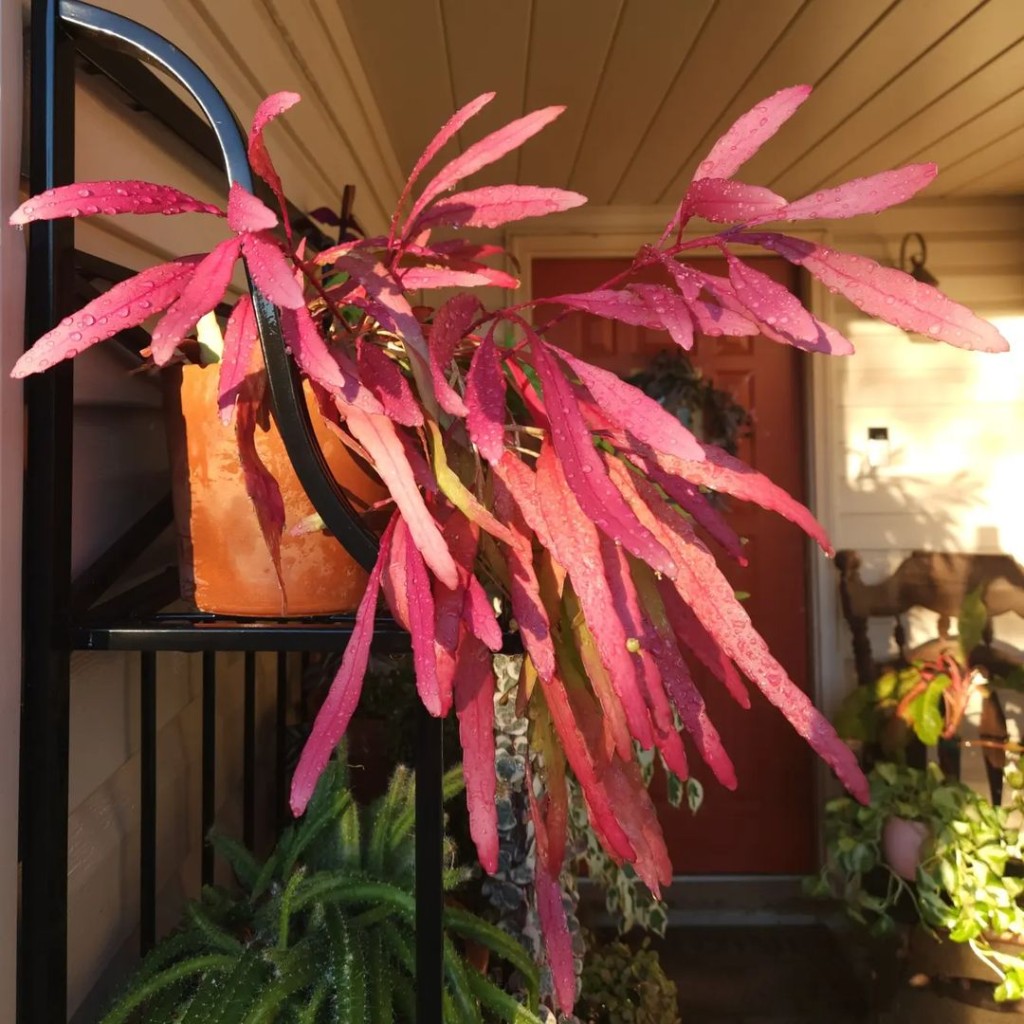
left=99, top=759, right=543, bottom=1024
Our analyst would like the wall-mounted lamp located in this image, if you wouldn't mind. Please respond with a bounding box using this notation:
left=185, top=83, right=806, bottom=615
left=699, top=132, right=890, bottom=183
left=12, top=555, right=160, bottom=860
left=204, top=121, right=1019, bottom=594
left=899, top=232, right=939, bottom=287
left=866, top=426, right=891, bottom=469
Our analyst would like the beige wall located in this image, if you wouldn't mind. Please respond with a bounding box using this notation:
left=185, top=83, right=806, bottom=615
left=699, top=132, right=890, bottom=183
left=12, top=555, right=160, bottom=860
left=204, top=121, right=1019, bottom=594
left=1, top=0, right=24, bottom=1018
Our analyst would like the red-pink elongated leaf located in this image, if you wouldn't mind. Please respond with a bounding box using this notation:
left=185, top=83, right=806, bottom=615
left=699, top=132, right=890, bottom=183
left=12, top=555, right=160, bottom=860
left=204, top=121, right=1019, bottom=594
left=11, top=257, right=201, bottom=378
left=537, top=444, right=655, bottom=752
left=428, top=293, right=480, bottom=417
left=687, top=178, right=786, bottom=224
left=399, top=267, right=496, bottom=290
left=743, top=232, right=1010, bottom=352
left=627, top=284, right=695, bottom=350
left=150, top=236, right=242, bottom=365
left=549, top=288, right=664, bottom=328
left=492, top=473, right=556, bottom=681
left=392, top=92, right=496, bottom=240
left=599, top=755, right=672, bottom=894
left=397, top=517, right=443, bottom=717
left=725, top=254, right=854, bottom=355
left=660, top=579, right=749, bottom=709
left=240, top=232, right=305, bottom=309
left=227, top=182, right=278, bottom=233
left=291, top=518, right=395, bottom=815
left=381, top=515, right=411, bottom=629
left=659, top=259, right=760, bottom=337
left=281, top=305, right=382, bottom=414
left=402, top=242, right=522, bottom=290
left=356, top=337, right=423, bottom=427
left=9, top=181, right=223, bottom=225
left=453, top=628, right=499, bottom=873
left=434, top=510, right=476, bottom=653
left=542, top=675, right=636, bottom=862
left=340, top=404, right=459, bottom=589
left=311, top=238, right=380, bottom=266
left=529, top=339, right=675, bottom=576
left=650, top=443, right=832, bottom=554
left=694, top=84, right=812, bottom=183
left=465, top=334, right=506, bottom=464
left=774, top=164, right=937, bottom=222
left=599, top=534, right=675, bottom=736
left=411, top=184, right=586, bottom=232
left=235, top=374, right=287, bottom=612
left=655, top=726, right=690, bottom=781
left=219, top=295, right=258, bottom=422
left=556, top=348, right=705, bottom=464
left=535, top=862, right=576, bottom=1014
left=618, top=468, right=868, bottom=804
left=407, top=105, right=566, bottom=232
left=506, top=359, right=551, bottom=429
left=247, top=91, right=300, bottom=214
left=464, top=576, right=501, bottom=652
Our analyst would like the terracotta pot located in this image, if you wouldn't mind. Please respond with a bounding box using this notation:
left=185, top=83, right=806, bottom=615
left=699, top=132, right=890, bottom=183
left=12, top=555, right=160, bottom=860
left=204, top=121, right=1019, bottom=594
left=165, top=363, right=385, bottom=615
left=883, top=816, right=930, bottom=881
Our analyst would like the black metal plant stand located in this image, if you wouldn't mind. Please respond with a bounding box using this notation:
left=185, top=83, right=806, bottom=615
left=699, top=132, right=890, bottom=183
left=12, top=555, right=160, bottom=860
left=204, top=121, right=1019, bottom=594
left=18, top=3, right=452, bottom=1021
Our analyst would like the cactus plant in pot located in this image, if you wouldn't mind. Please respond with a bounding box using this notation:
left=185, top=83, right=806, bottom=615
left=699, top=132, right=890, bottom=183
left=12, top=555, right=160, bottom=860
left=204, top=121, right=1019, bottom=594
left=12, top=81, right=1010, bottom=1015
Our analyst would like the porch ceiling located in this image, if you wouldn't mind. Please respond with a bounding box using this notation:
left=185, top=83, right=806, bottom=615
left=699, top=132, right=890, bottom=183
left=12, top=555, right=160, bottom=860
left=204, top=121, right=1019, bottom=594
left=337, top=0, right=1024, bottom=205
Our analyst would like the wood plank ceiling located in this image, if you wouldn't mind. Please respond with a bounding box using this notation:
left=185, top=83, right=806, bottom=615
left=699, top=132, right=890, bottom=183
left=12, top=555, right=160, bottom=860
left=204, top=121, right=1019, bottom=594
left=336, top=0, right=1024, bottom=207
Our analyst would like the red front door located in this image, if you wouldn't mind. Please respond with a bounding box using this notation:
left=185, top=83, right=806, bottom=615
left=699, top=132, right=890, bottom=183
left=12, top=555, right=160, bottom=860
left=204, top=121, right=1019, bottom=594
left=531, top=256, right=816, bottom=874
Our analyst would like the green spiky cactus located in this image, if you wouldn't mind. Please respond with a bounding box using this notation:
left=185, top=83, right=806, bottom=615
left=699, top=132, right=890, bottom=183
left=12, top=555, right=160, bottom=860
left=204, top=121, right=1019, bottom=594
left=100, top=758, right=543, bottom=1023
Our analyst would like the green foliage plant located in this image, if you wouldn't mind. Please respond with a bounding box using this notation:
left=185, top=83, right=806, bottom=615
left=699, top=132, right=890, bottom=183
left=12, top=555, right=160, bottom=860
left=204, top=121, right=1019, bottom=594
left=576, top=936, right=680, bottom=1024
left=99, top=759, right=544, bottom=1023
left=809, top=760, right=1024, bottom=1002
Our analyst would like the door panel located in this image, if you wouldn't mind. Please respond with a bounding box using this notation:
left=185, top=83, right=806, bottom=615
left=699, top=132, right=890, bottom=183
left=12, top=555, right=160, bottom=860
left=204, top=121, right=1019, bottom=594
left=531, top=256, right=815, bottom=874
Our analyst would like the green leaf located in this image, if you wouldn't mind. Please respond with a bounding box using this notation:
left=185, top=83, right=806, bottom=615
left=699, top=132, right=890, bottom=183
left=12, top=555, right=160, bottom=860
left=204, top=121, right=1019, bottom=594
left=958, top=588, right=987, bottom=657
left=905, top=674, right=951, bottom=746
left=686, top=778, right=704, bottom=815
left=464, top=972, right=546, bottom=1024
left=99, top=955, right=238, bottom=1024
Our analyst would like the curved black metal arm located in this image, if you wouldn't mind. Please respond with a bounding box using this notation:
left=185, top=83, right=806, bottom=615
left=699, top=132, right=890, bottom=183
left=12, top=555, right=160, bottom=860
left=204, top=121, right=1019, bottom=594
left=59, top=0, right=381, bottom=572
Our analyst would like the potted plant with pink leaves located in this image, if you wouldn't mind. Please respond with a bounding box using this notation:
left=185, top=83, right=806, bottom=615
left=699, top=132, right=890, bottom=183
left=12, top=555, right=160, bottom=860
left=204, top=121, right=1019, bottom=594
left=11, top=84, right=1009, bottom=1016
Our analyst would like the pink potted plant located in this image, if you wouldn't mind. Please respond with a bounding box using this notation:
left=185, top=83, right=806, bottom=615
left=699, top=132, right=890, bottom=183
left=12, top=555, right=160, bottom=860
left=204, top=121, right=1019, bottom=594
left=11, top=85, right=1008, bottom=1014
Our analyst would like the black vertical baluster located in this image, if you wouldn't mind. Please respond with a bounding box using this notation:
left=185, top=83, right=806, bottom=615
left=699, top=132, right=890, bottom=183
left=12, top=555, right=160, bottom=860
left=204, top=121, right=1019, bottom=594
left=18, top=3, right=75, bottom=1021
left=140, top=652, right=157, bottom=953
left=201, top=652, right=216, bottom=885
left=243, top=652, right=256, bottom=850
left=416, top=705, right=445, bottom=1022
left=276, top=651, right=288, bottom=827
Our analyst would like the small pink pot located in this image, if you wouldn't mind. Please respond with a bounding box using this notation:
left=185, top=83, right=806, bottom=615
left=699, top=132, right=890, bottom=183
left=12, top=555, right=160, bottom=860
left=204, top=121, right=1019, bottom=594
left=883, top=816, right=929, bottom=881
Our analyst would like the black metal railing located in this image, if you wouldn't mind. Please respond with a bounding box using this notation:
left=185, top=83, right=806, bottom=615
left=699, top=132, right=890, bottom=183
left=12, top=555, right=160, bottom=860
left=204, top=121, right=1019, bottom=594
left=17, top=3, right=453, bottom=1021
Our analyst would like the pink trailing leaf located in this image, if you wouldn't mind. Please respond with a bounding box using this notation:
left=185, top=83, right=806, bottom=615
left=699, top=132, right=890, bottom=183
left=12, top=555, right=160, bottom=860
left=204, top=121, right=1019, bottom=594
left=534, top=861, right=576, bottom=1014
left=464, top=576, right=502, bottom=652
left=548, top=288, right=664, bottom=329
left=356, top=336, right=424, bottom=427
left=628, top=284, right=696, bottom=349
left=772, top=164, right=938, bottom=222
left=411, top=184, right=586, bottom=232
left=465, top=333, right=507, bottom=463
left=219, top=294, right=258, bottom=422
left=528, top=338, right=675, bottom=576
left=541, top=674, right=635, bottom=863
left=660, top=580, right=750, bottom=709
left=340, top=403, right=459, bottom=589
left=659, top=259, right=760, bottom=337
left=695, top=85, right=812, bottom=183
left=399, top=267, right=497, bottom=290
left=227, top=182, right=279, bottom=233
left=391, top=91, right=496, bottom=241
left=11, top=257, right=202, bottom=377
left=743, top=232, right=1010, bottom=352
left=247, top=91, right=301, bottom=216
left=556, top=348, right=705, bottom=463
left=686, top=178, right=787, bottom=224
left=492, top=473, right=556, bottom=681
left=648, top=444, right=832, bottom=555
left=453, top=628, right=499, bottom=873
left=617, top=467, right=869, bottom=804
left=291, top=518, right=395, bottom=816
left=405, top=104, right=566, bottom=233
left=150, top=236, right=242, bottom=365
left=9, top=180, right=223, bottom=224
left=241, top=232, right=306, bottom=309
left=725, top=254, right=854, bottom=355
left=281, top=304, right=382, bottom=414
left=428, top=293, right=480, bottom=417
left=235, top=374, right=287, bottom=612
left=434, top=509, right=476, bottom=654
left=396, top=518, right=443, bottom=717
left=536, top=444, right=655, bottom=753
